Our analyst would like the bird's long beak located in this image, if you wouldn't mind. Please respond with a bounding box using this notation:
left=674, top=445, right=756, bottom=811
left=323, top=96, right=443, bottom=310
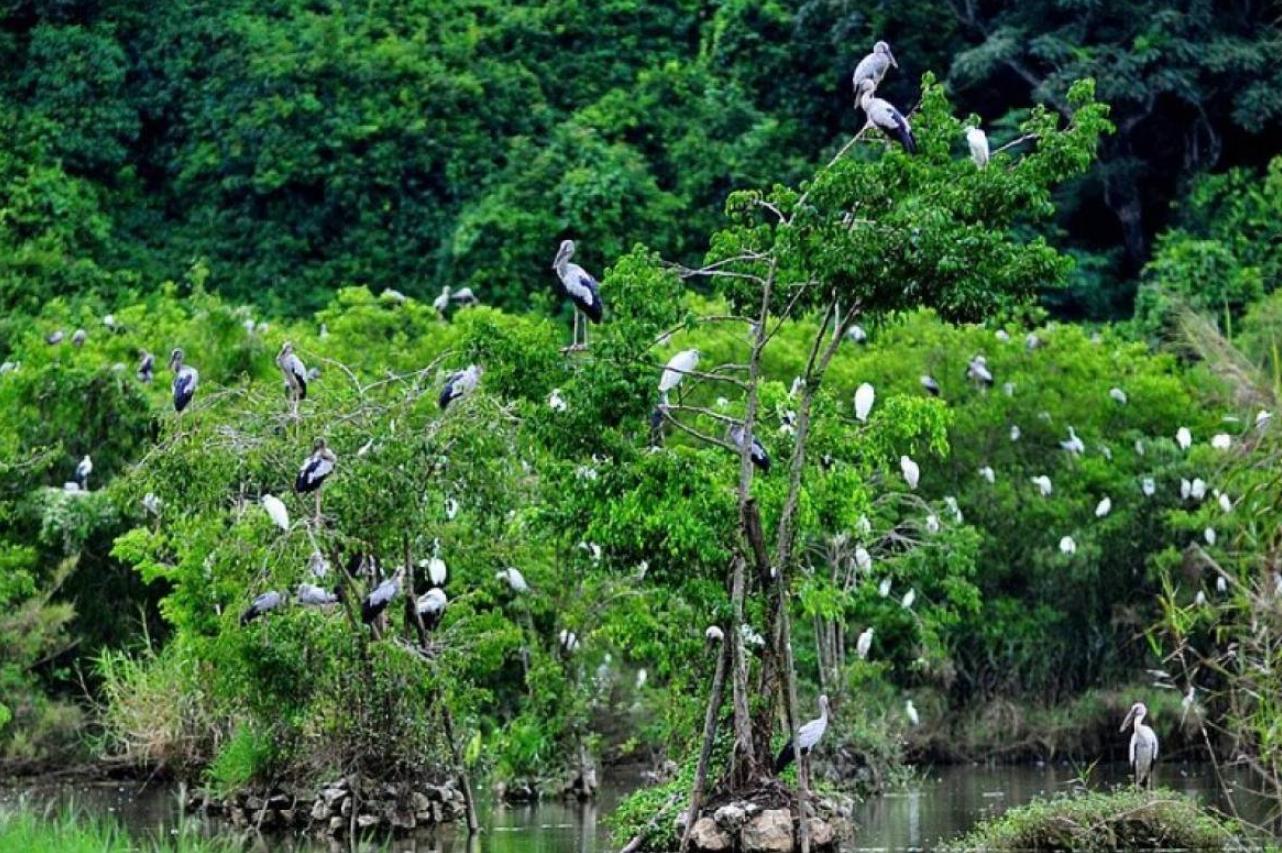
left=1120, top=707, right=1136, bottom=732
left=888, top=50, right=898, bottom=68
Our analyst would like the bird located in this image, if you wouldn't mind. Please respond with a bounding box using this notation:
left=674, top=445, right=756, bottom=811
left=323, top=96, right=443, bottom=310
left=553, top=240, right=604, bottom=350
left=856, top=628, right=874, bottom=660
left=276, top=342, right=308, bottom=417
left=1180, top=478, right=1192, bottom=500
left=362, top=568, right=405, bottom=624
left=854, top=547, right=872, bottom=573
left=901, top=589, right=916, bottom=608
left=856, top=79, right=915, bottom=153
left=444, top=496, right=460, bottom=520
left=967, top=355, right=994, bottom=387
left=965, top=126, right=989, bottom=168
left=0, top=361, right=17, bottom=375
left=558, top=628, right=579, bottom=654
left=261, top=494, right=290, bottom=531
left=705, top=625, right=725, bottom=647
left=729, top=423, right=770, bottom=472
left=432, top=286, right=451, bottom=315
left=900, top=456, right=920, bottom=490
left=905, top=700, right=920, bottom=727
left=851, top=41, right=897, bottom=95
left=854, top=382, right=875, bottom=423
left=1025, top=333, right=1042, bottom=351
left=1109, top=387, right=1128, bottom=404
left=1211, top=433, right=1232, bottom=450
left=1060, top=427, right=1085, bottom=455
left=920, top=375, right=941, bottom=397
left=1059, top=536, right=1077, bottom=554
left=169, top=348, right=199, bottom=412
left=659, top=349, right=700, bottom=403
left=979, top=466, right=996, bottom=484
left=995, top=329, right=1010, bottom=342
left=846, top=325, right=867, bottom=344
left=1095, top=496, right=1112, bottom=517
left=925, top=514, right=940, bottom=534
left=74, top=455, right=93, bottom=491
left=496, top=566, right=530, bottom=594
left=71, top=329, right=87, bottom=347
left=1176, top=427, right=1192, bottom=450
left=1205, top=528, right=1217, bottom=546
left=548, top=388, right=568, bottom=412
left=439, top=364, right=482, bottom=410
left=773, top=695, right=831, bottom=772
left=142, top=492, right=162, bottom=516
left=423, top=550, right=448, bottom=588
left=451, top=287, right=479, bottom=308
left=1191, top=478, right=1207, bottom=501
left=103, top=314, right=116, bottom=330
left=1216, top=576, right=1228, bottom=594
left=240, top=591, right=284, bottom=625
left=46, top=330, right=64, bottom=345
left=1257, top=410, right=1272, bottom=428
left=308, top=551, right=330, bottom=579
left=295, top=438, right=336, bottom=494
left=1121, top=702, right=1158, bottom=788
left=137, top=351, right=155, bottom=384
left=1031, top=475, right=1053, bottom=496
left=739, top=623, right=766, bottom=649
left=380, top=289, right=407, bottom=304
left=296, top=583, right=337, bottom=607
left=1219, top=493, right=1233, bottom=513
left=416, top=588, right=448, bottom=631
left=1010, top=425, right=1021, bottom=442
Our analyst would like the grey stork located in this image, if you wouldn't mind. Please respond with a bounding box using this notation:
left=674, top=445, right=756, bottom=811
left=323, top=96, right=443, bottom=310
left=728, top=423, right=770, bottom=472
left=72, top=329, right=87, bottom=347
left=295, top=438, right=337, bottom=522
left=851, top=41, right=897, bottom=95
left=856, top=79, right=915, bottom=153
left=169, top=348, right=199, bottom=412
left=1121, top=701, right=1158, bottom=788
left=276, top=342, right=308, bottom=418
left=920, top=375, right=941, bottom=397
left=774, top=695, right=831, bottom=772
left=451, top=287, right=479, bottom=308
left=553, top=240, right=604, bottom=350
left=241, top=591, right=284, bottom=625
left=362, top=567, right=405, bottom=625
left=296, top=583, right=337, bottom=607
left=416, top=588, right=448, bottom=631
left=439, top=364, right=482, bottom=410
left=137, top=351, right=154, bottom=384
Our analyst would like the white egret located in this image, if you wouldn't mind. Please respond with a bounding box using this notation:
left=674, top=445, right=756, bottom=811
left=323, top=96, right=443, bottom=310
left=856, top=628, right=874, bottom=660
left=1095, top=497, right=1112, bottom=518
left=965, top=126, right=989, bottom=168
left=659, top=349, right=700, bottom=403
left=261, top=494, right=290, bottom=531
left=854, top=382, right=875, bottom=423
left=900, top=456, right=920, bottom=490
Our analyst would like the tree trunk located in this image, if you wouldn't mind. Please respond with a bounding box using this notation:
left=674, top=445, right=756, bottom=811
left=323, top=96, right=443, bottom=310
left=679, top=635, right=730, bottom=852
left=441, top=705, right=480, bottom=835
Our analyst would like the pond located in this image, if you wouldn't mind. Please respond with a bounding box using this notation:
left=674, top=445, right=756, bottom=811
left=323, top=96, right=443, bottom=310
left=1, top=762, right=1269, bottom=851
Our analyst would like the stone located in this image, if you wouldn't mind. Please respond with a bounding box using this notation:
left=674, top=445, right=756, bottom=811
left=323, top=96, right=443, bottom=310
left=311, top=799, right=332, bottom=821
left=356, top=814, right=380, bottom=829
left=279, top=808, right=296, bottom=825
left=688, top=816, right=733, bottom=852
left=411, top=791, right=431, bottom=813
left=741, top=808, right=795, bottom=853
left=340, top=797, right=353, bottom=817
left=807, top=817, right=835, bottom=848
left=245, top=795, right=264, bottom=811
left=322, top=787, right=347, bottom=806
left=713, top=803, right=748, bottom=832
left=328, top=815, right=346, bottom=834
left=390, top=810, right=416, bottom=830
left=267, top=793, right=291, bottom=809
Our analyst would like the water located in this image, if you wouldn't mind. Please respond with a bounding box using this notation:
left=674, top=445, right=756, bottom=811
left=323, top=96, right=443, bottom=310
left=1, top=763, right=1270, bottom=851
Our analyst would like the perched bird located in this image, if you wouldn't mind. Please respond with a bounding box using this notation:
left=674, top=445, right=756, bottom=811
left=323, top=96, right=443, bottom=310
left=295, top=438, right=337, bottom=494
left=1257, top=410, right=1272, bottom=428
left=1141, top=477, right=1157, bottom=497
left=308, top=551, right=330, bottom=579
left=1176, top=427, right=1192, bottom=451
left=296, top=583, right=337, bottom=607
left=705, top=625, right=725, bottom=647
left=103, top=314, right=116, bottom=330
left=1219, top=493, right=1233, bottom=513
left=416, top=588, right=448, bottom=631
left=423, top=551, right=448, bottom=588
left=439, top=364, right=482, bottom=410
left=854, top=546, right=873, bottom=573
left=1135, top=439, right=1146, bottom=456
left=74, top=455, right=93, bottom=491
left=965, top=126, right=989, bottom=168
left=729, top=423, right=770, bottom=472
left=142, top=492, right=162, bottom=516
left=137, top=351, right=155, bottom=384
left=1180, top=478, right=1192, bottom=500
left=851, top=41, right=897, bottom=94
left=46, top=330, right=64, bottom=345
left=925, top=514, right=940, bottom=534
left=1003, top=382, right=1016, bottom=397
left=432, top=286, right=451, bottom=315
left=1095, top=496, right=1112, bottom=518
left=1109, top=387, right=1128, bottom=405
left=846, top=325, right=868, bottom=344
left=553, top=240, right=604, bottom=350
left=739, top=623, right=766, bottom=649
left=548, top=388, right=568, bottom=412
left=380, top=289, right=407, bottom=304
left=1010, top=425, right=1021, bottom=442
left=169, top=348, right=199, bottom=412
left=444, top=496, right=460, bottom=520
left=1060, top=427, right=1085, bottom=455
left=362, top=568, right=405, bottom=624
left=276, top=342, right=308, bottom=416
left=967, top=355, right=994, bottom=387
left=71, top=329, right=87, bottom=347
left=905, top=700, right=920, bottom=727
left=558, top=628, right=579, bottom=654
left=261, top=494, right=290, bottom=531
left=1059, top=536, right=1077, bottom=554
left=451, top=287, right=479, bottom=308
left=979, top=466, right=996, bottom=484
left=901, top=589, right=916, bottom=609
left=1191, top=478, right=1207, bottom=501
left=1121, top=702, right=1159, bottom=788
left=773, top=695, right=831, bottom=772
left=995, top=329, right=1011, bottom=343
left=854, top=382, right=875, bottom=423
left=856, top=628, right=874, bottom=660
left=1025, top=333, right=1042, bottom=351
left=659, top=349, right=700, bottom=403
left=900, top=456, right=920, bottom=490
left=1211, top=433, right=1232, bottom=450
left=496, top=566, right=530, bottom=594
left=856, top=79, right=915, bottom=153
left=920, top=375, right=941, bottom=397
left=241, top=591, right=284, bottom=625
left=1216, top=576, right=1228, bottom=594
left=1204, top=527, right=1217, bottom=546
left=1032, top=475, right=1053, bottom=497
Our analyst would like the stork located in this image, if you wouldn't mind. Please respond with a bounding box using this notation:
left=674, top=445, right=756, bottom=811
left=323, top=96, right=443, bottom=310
left=439, top=364, right=482, bottom=410
left=297, top=583, right=337, bottom=607
left=72, top=329, right=87, bottom=347
left=965, top=126, right=989, bottom=168
left=1121, top=702, right=1158, bottom=788
left=1176, top=427, right=1192, bottom=451
left=856, top=79, right=915, bottom=153
left=704, top=625, right=724, bottom=648
left=1109, top=387, right=1128, bottom=404
left=659, top=349, right=700, bottom=404
left=46, top=330, right=64, bottom=345
left=729, top=423, right=770, bottom=472
left=979, top=466, right=995, bottom=484
left=558, top=628, right=579, bottom=655
left=74, top=455, right=93, bottom=491
left=362, top=567, right=405, bottom=625
left=169, top=348, right=199, bottom=412
left=851, top=41, right=897, bottom=95
left=241, top=591, right=284, bottom=625
left=1059, top=536, right=1077, bottom=554
left=920, top=375, right=941, bottom=397
left=137, top=351, right=154, bottom=384
left=1095, top=496, right=1112, bottom=518
left=773, top=695, right=830, bottom=772
left=416, top=588, right=448, bottom=631
left=451, top=287, right=479, bottom=308
left=553, top=240, right=604, bottom=350
left=967, top=355, right=994, bottom=387
left=295, top=438, right=337, bottom=522
left=432, top=286, right=451, bottom=316
left=276, top=342, right=308, bottom=418
left=854, top=382, right=875, bottom=423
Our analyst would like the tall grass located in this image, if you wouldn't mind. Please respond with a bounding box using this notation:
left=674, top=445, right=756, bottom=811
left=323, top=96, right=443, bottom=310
left=0, top=801, right=238, bottom=852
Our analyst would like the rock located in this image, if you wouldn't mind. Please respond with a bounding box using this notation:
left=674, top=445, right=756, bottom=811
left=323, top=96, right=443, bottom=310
left=311, top=799, right=332, bottom=822
left=744, top=802, right=763, bottom=818
left=245, top=795, right=264, bottom=811
left=340, top=797, right=353, bottom=817
left=713, top=803, right=748, bottom=832
left=267, top=793, right=291, bottom=809
left=411, top=791, right=431, bottom=813
left=322, top=787, right=347, bottom=806
left=356, top=814, right=380, bottom=829
left=741, top=808, right=794, bottom=853
left=328, top=815, right=346, bottom=834
left=807, top=817, right=835, bottom=849
left=280, top=808, right=296, bottom=825
left=390, top=809, right=416, bottom=831
left=689, top=816, right=733, bottom=852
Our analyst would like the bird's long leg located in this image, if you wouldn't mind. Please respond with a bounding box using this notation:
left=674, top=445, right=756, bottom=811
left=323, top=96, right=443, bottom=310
left=583, top=313, right=589, bottom=350
left=571, top=311, right=580, bottom=350
left=314, top=491, right=322, bottom=527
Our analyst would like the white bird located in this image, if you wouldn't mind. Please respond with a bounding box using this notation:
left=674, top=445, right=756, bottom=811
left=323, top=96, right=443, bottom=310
left=965, top=126, right=989, bottom=168
left=878, top=578, right=892, bottom=598
left=548, top=388, right=568, bottom=412
left=1191, top=478, right=1207, bottom=501
left=439, top=364, right=483, bottom=410
left=416, top=588, right=448, bottom=631
left=945, top=496, right=963, bottom=523
left=308, top=552, right=330, bottom=579
left=925, top=514, right=940, bottom=533
left=276, top=342, right=308, bottom=416
left=103, top=314, right=116, bottom=330
left=900, top=456, right=920, bottom=490
left=1025, top=333, right=1042, bottom=351
left=1181, top=686, right=1197, bottom=721
left=1059, top=536, right=1077, bottom=554
left=296, top=583, right=337, bottom=607
left=432, top=286, right=451, bottom=315
left=1176, top=427, right=1192, bottom=450
left=1204, top=527, right=1217, bottom=546
left=451, top=287, right=479, bottom=308
left=995, top=329, right=1011, bottom=342
left=553, top=240, right=604, bottom=349
left=1010, top=425, right=1021, bottom=442
left=380, top=288, right=407, bottom=304
left=496, top=567, right=530, bottom=594
left=1135, top=439, right=1146, bottom=456
left=854, top=546, right=872, bottom=573
left=1003, top=381, right=1016, bottom=397
left=1211, top=433, right=1232, bottom=450
left=774, top=695, right=831, bottom=771
left=854, top=382, right=876, bottom=423
left=739, top=623, right=765, bottom=649
left=261, top=494, right=290, bottom=531
left=967, top=355, right=995, bottom=387
left=1216, top=576, right=1228, bottom=594
left=901, top=589, right=916, bottom=609
left=979, top=466, right=996, bottom=484
left=71, top=328, right=87, bottom=347
left=1219, top=493, right=1233, bottom=513
left=705, top=625, right=724, bottom=646
left=920, top=375, right=941, bottom=397
left=1257, top=410, right=1272, bottom=428
left=558, top=628, right=580, bottom=654
left=851, top=41, right=897, bottom=94
left=1095, top=497, right=1112, bottom=518
left=1032, top=475, right=1053, bottom=497
left=425, top=554, right=447, bottom=587
left=856, top=628, right=874, bottom=660
left=846, top=325, right=867, bottom=344
left=790, top=376, right=805, bottom=398
left=1060, top=427, right=1085, bottom=455
left=168, top=348, right=199, bottom=412
left=856, top=79, right=916, bottom=153
left=1180, top=478, right=1192, bottom=500
left=1195, top=590, right=1208, bottom=607
left=1122, top=702, right=1158, bottom=788
left=905, top=700, right=920, bottom=727
left=659, top=349, right=700, bottom=402
left=74, top=455, right=93, bottom=491
left=1109, top=387, right=1128, bottom=404
left=1141, top=477, right=1157, bottom=497
left=445, top=496, right=459, bottom=520
left=46, top=330, right=64, bottom=345
left=142, top=492, right=162, bottom=516
left=635, top=668, right=648, bottom=690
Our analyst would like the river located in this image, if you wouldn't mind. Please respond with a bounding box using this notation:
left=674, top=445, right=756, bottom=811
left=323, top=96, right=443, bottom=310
left=0, top=762, right=1268, bottom=850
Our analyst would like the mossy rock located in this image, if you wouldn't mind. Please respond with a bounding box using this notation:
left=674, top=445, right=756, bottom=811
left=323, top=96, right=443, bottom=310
left=943, top=788, right=1254, bottom=852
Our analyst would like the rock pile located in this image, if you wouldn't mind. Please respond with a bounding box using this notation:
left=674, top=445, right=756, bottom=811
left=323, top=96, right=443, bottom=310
left=680, top=795, right=852, bottom=853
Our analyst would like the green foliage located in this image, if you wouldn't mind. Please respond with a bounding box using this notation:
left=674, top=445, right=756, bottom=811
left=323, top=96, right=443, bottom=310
left=206, top=725, right=277, bottom=796
left=0, top=802, right=237, bottom=852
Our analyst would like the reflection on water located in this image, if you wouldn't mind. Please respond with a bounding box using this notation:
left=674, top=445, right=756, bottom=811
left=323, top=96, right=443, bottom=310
left=1, top=762, right=1271, bottom=851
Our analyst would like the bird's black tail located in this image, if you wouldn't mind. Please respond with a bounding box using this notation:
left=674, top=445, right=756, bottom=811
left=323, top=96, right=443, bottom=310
left=774, top=740, right=795, bottom=773
left=239, top=606, right=258, bottom=626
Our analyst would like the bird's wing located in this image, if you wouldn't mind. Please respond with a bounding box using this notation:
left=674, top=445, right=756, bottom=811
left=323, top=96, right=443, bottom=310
left=563, top=267, right=598, bottom=306
left=1129, top=732, right=1137, bottom=766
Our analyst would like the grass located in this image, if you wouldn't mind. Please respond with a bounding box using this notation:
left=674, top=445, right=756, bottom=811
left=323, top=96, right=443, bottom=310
left=942, top=787, right=1256, bottom=852
left=0, top=801, right=239, bottom=852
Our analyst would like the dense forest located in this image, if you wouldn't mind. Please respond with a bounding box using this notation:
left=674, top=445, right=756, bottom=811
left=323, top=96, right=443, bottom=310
left=3, top=1, right=1282, bottom=850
